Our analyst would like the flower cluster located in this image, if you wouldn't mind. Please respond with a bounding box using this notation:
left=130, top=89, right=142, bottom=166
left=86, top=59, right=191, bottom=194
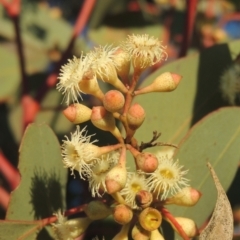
left=53, top=34, right=201, bottom=240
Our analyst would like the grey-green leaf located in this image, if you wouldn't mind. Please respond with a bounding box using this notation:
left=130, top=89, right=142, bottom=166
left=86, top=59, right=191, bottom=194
left=169, top=107, right=240, bottom=231
left=5, top=123, right=67, bottom=239
left=0, top=220, right=38, bottom=240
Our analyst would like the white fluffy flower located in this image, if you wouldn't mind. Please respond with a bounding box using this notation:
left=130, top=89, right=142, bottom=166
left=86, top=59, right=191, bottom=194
left=88, top=152, right=119, bottom=197
left=146, top=155, right=189, bottom=200
left=61, top=126, right=98, bottom=179
left=120, top=172, right=149, bottom=209
left=52, top=210, right=72, bottom=240
left=220, top=63, right=240, bottom=105
left=57, top=55, right=88, bottom=105
left=122, top=34, right=168, bottom=69
left=86, top=45, right=119, bottom=82
left=52, top=210, right=92, bottom=240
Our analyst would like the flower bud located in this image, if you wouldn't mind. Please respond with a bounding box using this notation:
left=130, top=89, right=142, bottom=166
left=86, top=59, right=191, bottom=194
left=164, top=187, right=201, bottom=206
left=112, top=48, right=131, bottom=84
left=113, top=204, right=133, bottom=225
left=98, top=63, right=128, bottom=94
left=168, top=217, right=198, bottom=238
left=127, top=103, right=145, bottom=130
left=63, top=103, right=92, bottom=124
left=103, top=90, right=125, bottom=112
left=105, top=147, right=127, bottom=194
left=139, top=207, right=162, bottom=231
left=150, top=229, right=165, bottom=240
left=91, top=106, right=123, bottom=143
left=105, top=164, right=127, bottom=194
left=135, top=190, right=153, bottom=208
left=127, top=145, right=158, bottom=173
left=132, top=223, right=150, bottom=240
left=79, top=70, right=104, bottom=100
left=135, top=72, right=182, bottom=95
left=83, top=201, right=111, bottom=220
left=135, top=152, right=158, bottom=173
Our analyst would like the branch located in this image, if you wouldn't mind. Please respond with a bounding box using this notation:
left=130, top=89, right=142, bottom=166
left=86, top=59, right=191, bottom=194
left=139, top=131, right=177, bottom=152
left=0, top=186, right=10, bottom=209
left=178, top=0, right=197, bottom=57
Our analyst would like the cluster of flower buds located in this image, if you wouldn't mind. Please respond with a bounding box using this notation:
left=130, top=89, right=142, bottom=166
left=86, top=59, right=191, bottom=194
left=53, top=34, right=201, bottom=240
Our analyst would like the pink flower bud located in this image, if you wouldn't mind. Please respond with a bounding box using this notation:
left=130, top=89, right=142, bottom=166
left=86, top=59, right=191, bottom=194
left=103, top=90, right=125, bottom=112
left=135, top=190, right=153, bottom=208
left=63, top=103, right=92, bottom=124
left=165, top=187, right=202, bottom=206
left=135, top=152, right=158, bottom=173
left=139, top=207, right=162, bottom=231
left=135, top=72, right=182, bottom=95
left=91, top=106, right=123, bottom=143
left=113, top=204, right=133, bottom=225
left=127, top=103, right=145, bottom=130
left=105, top=147, right=127, bottom=194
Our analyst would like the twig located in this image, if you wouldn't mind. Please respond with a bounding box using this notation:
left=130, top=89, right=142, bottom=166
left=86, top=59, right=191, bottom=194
left=139, top=131, right=177, bottom=152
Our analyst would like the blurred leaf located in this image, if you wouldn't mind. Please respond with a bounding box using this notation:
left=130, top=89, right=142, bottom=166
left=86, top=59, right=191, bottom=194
left=89, top=0, right=129, bottom=29
left=168, top=107, right=240, bottom=237
left=0, top=220, right=38, bottom=240
left=0, top=220, right=39, bottom=240
left=5, top=123, right=67, bottom=239
left=199, top=162, right=233, bottom=240
left=88, top=24, right=163, bottom=46
left=8, top=89, right=72, bottom=143
left=0, top=4, right=88, bottom=76
left=0, top=46, right=20, bottom=102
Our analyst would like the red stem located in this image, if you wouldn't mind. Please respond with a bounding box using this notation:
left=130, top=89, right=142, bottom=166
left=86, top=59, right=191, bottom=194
left=0, top=0, right=10, bottom=9
left=12, top=16, right=28, bottom=95
left=178, top=0, right=197, bottom=57
left=161, top=207, right=190, bottom=240
left=3, top=0, right=30, bottom=133
left=2, top=204, right=87, bottom=239
left=0, top=186, right=10, bottom=209
left=0, top=152, right=20, bottom=190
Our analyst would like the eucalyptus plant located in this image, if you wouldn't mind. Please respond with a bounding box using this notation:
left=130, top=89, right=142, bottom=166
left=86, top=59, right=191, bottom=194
left=49, top=34, right=233, bottom=240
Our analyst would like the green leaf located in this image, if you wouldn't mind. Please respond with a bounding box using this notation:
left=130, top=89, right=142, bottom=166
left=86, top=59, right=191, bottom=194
left=0, top=46, right=20, bottom=102
left=168, top=107, right=240, bottom=235
left=0, top=220, right=38, bottom=240
left=133, top=40, right=240, bottom=147
left=5, top=123, right=67, bottom=239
